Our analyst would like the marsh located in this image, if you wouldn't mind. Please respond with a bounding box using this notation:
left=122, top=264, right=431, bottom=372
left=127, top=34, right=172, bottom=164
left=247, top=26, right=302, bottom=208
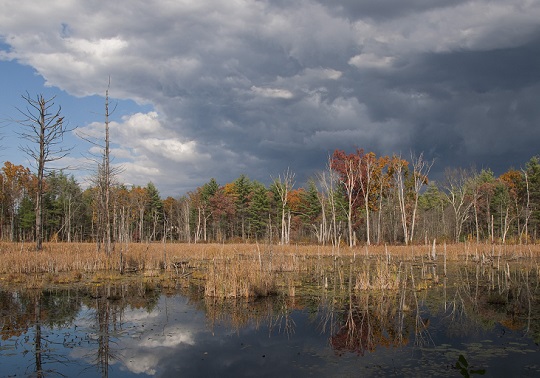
left=1, top=256, right=539, bottom=377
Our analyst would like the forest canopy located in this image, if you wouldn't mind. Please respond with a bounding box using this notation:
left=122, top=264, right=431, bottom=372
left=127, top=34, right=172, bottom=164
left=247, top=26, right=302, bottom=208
left=1, top=150, right=539, bottom=247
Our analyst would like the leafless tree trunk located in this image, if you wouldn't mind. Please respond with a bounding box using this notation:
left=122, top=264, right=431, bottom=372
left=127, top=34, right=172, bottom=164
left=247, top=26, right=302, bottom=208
left=470, top=177, right=481, bottom=244
left=339, top=159, right=359, bottom=247
left=103, top=84, right=112, bottom=254
left=273, top=168, right=295, bottom=245
left=522, top=169, right=530, bottom=244
left=358, top=152, right=379, bottom=245
left=194, top=206, right=202, bottom=243
left=138, top=206, right=145, bottom=242
left=317, top=158, right=340, bottom=247
left=443, top=168, right=474, bottom=243
left=409, top=152, right=434, bottom=244
left=391, top=155, right=409, bottom=245
left=181, top=198, right=191, bottom=243
left=376, top=172, right=387, bottom=244
left=16, top=93, right=71, bottom=250
left=77, top=80, right=121, bottom=252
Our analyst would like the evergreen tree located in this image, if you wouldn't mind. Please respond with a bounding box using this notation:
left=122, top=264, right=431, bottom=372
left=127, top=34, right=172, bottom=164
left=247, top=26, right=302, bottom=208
left=525, top=156, right=540, bottom=240
left=233, top=175, right=252, bottom=240
left=18, top=196, right=35, bottom=241
left=145, top=182, right=164, bottom=241
left=247, top=181, right=270, bottom=240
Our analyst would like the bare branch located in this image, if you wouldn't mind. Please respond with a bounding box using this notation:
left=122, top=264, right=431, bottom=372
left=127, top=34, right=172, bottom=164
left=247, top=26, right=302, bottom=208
left=13, top=93, right=73, bottom=250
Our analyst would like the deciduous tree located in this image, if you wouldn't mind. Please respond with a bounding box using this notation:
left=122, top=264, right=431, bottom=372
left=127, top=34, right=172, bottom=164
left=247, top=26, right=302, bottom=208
left=1, top=162, right=32, bottom=241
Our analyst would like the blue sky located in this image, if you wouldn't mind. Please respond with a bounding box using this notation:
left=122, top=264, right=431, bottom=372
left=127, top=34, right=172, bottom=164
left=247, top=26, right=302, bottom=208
left=0, top=56, right=152, bottom=187
left=1, top=1, right=540, bottom=197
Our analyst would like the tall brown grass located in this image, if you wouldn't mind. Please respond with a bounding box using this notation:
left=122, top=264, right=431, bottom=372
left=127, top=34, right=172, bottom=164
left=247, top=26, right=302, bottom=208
left=1, top=241, right=539, bottom=296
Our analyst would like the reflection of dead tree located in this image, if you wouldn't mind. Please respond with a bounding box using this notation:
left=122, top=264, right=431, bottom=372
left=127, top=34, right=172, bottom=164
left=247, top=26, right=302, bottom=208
left=522, top=270, right=532, bottom=336
left=409, top=266, right=433, bottom=347
left=396, top=265, right=408, bottom=345
left=455, top=266, right=480, bottom=314
left=30, top=292, right=73, bottom=377
left=319, top=291, right=338, bottom=343
left=442, top=262, right=538, bottom=341
left=320, top=262, right=410, bottom=355
left=87, top=285, right=124, bottom=378
left=34, top=293, right=43, bottom=377
left=96, top=298, right=111, bottom=378
left=270, top=296, right=296, bottom=339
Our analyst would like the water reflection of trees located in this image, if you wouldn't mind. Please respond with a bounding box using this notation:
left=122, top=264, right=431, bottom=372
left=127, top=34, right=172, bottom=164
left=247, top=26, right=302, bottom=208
left=196, top=263, right=432, bottom=356
left=325, top=291, right=410, bottom=355
left=320, top=264, right=431, bottom=356
left=1, top=259, right=539, bottom=374
left=81, top=282, right=161, bottom=377
left=0, top=282, right=160, bottom=377
left=317, top=258, right=540, bottom=356
left=0, top=289, right=81, bottom=376
left=202, top=295, right=302, bottom=339
left=439, top=260, right=540, bottom=342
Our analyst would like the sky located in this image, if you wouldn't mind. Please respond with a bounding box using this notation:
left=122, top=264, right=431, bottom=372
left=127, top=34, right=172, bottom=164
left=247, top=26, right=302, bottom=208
left=1, top=0, right=540, bottom=197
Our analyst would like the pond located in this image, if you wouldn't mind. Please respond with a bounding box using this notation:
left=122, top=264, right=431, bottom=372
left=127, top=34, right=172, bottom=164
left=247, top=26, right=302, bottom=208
left=1, top=259, right=540, bottom=377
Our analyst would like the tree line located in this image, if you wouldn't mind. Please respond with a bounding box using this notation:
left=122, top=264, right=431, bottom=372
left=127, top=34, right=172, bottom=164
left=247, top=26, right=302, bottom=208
left=1, top=150, right=540, bottom=247
left=2, top=92, right=540, bottom=249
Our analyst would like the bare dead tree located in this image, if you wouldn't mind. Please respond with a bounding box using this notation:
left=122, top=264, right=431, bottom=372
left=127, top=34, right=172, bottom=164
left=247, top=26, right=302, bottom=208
left=409, top=152, right=434, bottom=243
left=443, top=167, right=474, bottom=243
left=391, top=154, right=409, bottom=245
left=78, top=79, right=121, bottom=255
left=102, top=82, right=112, bottom=255
left=333, top=157, right=360, bottom=248
left=273, top=168, right=295, bottom=245
left=317, top=157, right=342, bottom=247
left=522, top=168, right=531, bottom=244
left=358, top=152, right=378, bottom=246
left=16, top=93, right=72, bottom=250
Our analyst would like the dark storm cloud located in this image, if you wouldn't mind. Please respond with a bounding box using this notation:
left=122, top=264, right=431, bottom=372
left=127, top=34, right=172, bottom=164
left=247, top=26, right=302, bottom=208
left=372, top=32, right=540, bottom=174
left=2, top=0, right=540, bottom=195
left=316, top=0, right=469, bottom=21
left=402, top=33, right=540, bottom=94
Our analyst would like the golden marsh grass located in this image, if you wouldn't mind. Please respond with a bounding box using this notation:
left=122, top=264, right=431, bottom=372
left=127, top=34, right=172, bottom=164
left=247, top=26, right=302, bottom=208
left=1, top=241, right=539, bottom=297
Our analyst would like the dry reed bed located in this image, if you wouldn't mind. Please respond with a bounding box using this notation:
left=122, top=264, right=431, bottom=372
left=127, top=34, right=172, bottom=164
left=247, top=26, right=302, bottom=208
left=1, top=242, right=539, bottom=297
left=0, top=241, right=538, bottom=274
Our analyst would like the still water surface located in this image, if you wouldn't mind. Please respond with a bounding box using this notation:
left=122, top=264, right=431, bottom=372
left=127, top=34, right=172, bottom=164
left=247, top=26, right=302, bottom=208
left=1, top=261, right=539, bottom=377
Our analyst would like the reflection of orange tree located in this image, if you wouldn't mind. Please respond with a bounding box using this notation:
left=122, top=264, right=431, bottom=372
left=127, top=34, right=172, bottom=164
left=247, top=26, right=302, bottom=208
left=329, top=292, right=410, bottom=356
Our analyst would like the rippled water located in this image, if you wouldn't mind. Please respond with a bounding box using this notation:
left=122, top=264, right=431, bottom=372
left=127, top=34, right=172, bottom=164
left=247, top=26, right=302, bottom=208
left=1, top=260, right=540, bottom=377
